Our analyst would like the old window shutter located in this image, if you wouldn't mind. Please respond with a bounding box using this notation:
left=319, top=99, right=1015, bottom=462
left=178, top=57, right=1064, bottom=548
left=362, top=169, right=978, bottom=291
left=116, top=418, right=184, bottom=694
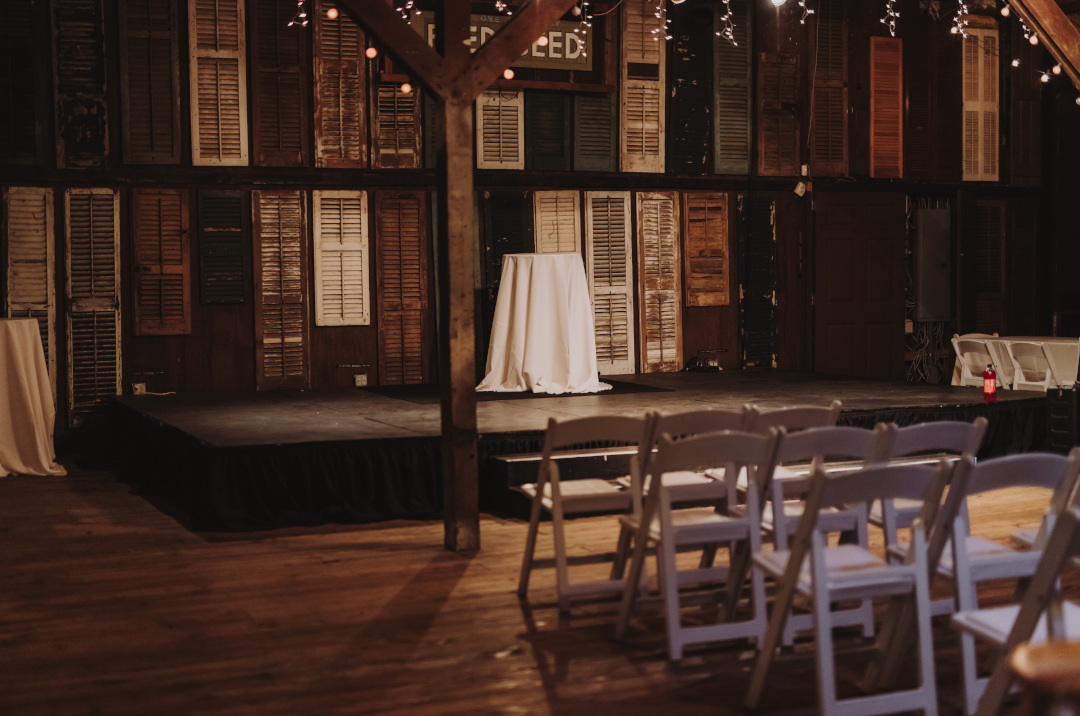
left=525, top=91, right=571, bottom=170
left=53, top=0, right=109, bottom=168
left=739, top=196, right=778, bottom=368
left=373, top=83, right=421, bottom=169
left=1, top=1, right=39, bottom=163
left=668, top=4, right=712, bottom=174
left=870, top=37, right=903, bottom=179
left=573, top=93, right=616, bottom=172
left=376, top=191, right=429, bottom=385
left=533, top=191, right=581, bottom=254
left=314, top=0, right=366, bottom=168
left=476, top=90, right=524, bottom=170
left=189, top=0, right=249, bottom=166
left=758, top=53, right=799, bottom=176
left=484, top=190, right=533, bottom=290
left=620, top=0, right=665, bottom=173
left=253, top=190, right=308, bottom=389
left=963, top=25, right=999, bottom=181
left=714, top=0, right=751, bottom=175
left=4, top=187, right=57, bottom=396
left=313, top=190, right=369, bottom=327
left=131, top=189, right=190, bottom=335
left=811, top=0, right=847, bottom=176
left=585, top=191, right=636, bottom=375
left=973, top=200, right=1005, bottom=331
left=682, top=192, right=730, bottom=307
left=119, top=0, right=180, bottom=164
left=198, top=190, right=246, bottom=304
left=637, top=192, right=682, bottom=373
left=252, top=0, right=306, bottom=167
left=1009, top=25, right=1040, bottom=187
left=65, top=189, right=120, bottom=426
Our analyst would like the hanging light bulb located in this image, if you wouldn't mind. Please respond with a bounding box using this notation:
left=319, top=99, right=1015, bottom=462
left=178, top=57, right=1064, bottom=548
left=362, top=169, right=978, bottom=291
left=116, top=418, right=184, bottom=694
left=503, top=68, right=515, bottom=80
left=400, top=82, right=413, bottom=94
left=1000, top=4, right=1010, bottom=17
left=1075, top=96, right=1080, bottom=106
left=365, top=47, right=377, bottom=59
left=1041, top=72, right=1051, bottom=82
left=1053, top=64, right=1062, bottom=75
left=1012, top=58, right=1021, bottom=67
left=537, top=36, right=549, bottom=47
left=1030, top=34, right=1039, bottom=45
left=326, top=6, right=338, bottom=19
left=771, top=0, right=787, bottom=6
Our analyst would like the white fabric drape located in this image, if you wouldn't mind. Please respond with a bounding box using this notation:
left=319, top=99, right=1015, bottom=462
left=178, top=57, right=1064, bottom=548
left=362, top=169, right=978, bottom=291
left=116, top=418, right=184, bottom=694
left=0, top=318, right=65, bottom=476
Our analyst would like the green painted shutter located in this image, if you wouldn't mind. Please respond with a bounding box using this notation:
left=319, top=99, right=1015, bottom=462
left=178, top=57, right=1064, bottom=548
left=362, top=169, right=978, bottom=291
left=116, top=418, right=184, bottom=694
left=197, top=191, right=246, bottom=305
left=714, top=0, right=751, bottom=174
left=525, top=91, right=571, bottom=171
left=573, top=93, right=616, bottom=172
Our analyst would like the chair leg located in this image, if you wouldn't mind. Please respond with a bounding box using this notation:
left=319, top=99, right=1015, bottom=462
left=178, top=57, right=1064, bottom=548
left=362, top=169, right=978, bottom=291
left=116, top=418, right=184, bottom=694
left=551, top=503, right=572, bottom=613
left=610, top=523, right=633, bottom=580
left=960, top=632, right=984, bottom=716
left=745, top=559, right=800, bottom=710
left=614, top=527, right=651, bottom=642
left=812, top=593, right=839, bottom=714
left=658, top=535, right=684, bottom=661
left=517, top=490, right=544, bottom=597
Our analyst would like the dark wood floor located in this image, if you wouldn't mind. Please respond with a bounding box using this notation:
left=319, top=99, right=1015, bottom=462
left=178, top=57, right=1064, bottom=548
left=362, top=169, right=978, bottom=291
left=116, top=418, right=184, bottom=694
left=2, top=460, right=1075, bottom=715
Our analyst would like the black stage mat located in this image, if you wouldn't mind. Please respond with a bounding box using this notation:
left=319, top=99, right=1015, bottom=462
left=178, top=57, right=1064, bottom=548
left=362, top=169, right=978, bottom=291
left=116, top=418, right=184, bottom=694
left=360, top=379, right=672, bottom=404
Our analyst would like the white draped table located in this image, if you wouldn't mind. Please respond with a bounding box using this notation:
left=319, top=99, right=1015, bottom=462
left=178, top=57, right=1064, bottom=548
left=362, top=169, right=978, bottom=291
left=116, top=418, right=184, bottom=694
left=0, top=318, right=65, bottom=476
left=477, top=253, right=611, bottom=394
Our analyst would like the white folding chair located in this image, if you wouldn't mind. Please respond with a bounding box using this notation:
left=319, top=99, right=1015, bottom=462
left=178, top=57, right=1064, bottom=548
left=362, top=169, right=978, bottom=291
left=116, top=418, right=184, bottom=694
left=613, top=428, right=781, bottom=661
left=952, top=334, right=1001, bottom=388
left=1006, top=341, right=1056, bottom=392
left=517, top=414, right=655, bottom=612
left=744, top=459, right=953, bottom=716
left=952, top=504, right=1080, bottom=716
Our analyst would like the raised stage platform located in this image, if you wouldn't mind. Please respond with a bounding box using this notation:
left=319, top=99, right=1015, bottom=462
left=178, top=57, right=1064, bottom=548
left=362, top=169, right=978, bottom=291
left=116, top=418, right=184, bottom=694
left=115, top=371, right=1050, bottom=531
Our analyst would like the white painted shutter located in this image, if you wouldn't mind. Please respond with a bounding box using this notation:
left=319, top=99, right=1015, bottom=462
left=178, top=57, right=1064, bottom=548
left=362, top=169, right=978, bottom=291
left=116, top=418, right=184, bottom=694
left=476, top=89, right=524, bottom=170
left=4, top=187, right=57, bottom=397
left=620, top=0, right=665, bottom=173
left=189, top=0, right=249, bottom=166
left=313, top=190, right=369, bottom=326
left=963, top=26, right=999, bottom=181
left=637, top=192, right=681, bottom=373
left=65, top=188, right=120, bottom=426
left=533, top=190, right=580, bottom=254
left=586, top=191, right=635, bottom=375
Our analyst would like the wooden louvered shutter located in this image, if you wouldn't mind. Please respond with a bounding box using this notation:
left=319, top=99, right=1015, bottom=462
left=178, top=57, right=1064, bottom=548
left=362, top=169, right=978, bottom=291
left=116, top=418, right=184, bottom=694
left=870, top=37, right=903, bottom=179
left=252, top=0, right=306, bottom=167
left=131, top=189, right=190, bottom=335
left=189, top=0, right=249, bottom=166
left=620, top=0, right=665, bottom=173
left=683, top=192, right=730, bottom=307
left=313, top=190, right=369, bottom=326
left=198, top=191, right=245, bottom=304
left=119, top=0, right=180, bottom=164
left=972, top=200, right=1005, bottom=332
left=484, top=191, right=533, bottom=294
left=668, top=4, right=711, bottom=174
left=65, top=189, right=120, bottom=426
left=714, top=0, right=751, bottom=175
left=373, top=83, right=421, bottom=169
left=637, top=192, right=681, bottom=373
left=811, top=0, right=847, bottom=176
left=525, top=91, right=570, bottom=170
left=1009, top=26, right=1040, bottom=186
left=4, top=187, right=57, bottom=396
left=758, top=54, right=799, bottom=176
left=1, top=1, right=39, bottom=163
left=253, top=190, right=308, bottom=389
left=376, top=191, right=430, bottom=385
left=53, top=0, right=109, bottom=168
left=477, top=90, right=524, bottom=170
left=585, top=191, right=635, bottom=375
left=314, top=0, right=366, bottom=168
left=533, top=191, right=580, bottom=254
left=573, top=93, right=616, bottom=172
left=963, top=25, right=999, bottom=181
left=739, top=196, right=777, bottom=368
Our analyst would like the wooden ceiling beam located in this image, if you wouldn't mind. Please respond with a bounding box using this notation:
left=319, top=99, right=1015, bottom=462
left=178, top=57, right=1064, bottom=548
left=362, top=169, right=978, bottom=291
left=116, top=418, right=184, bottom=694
left=1010, top=0, right=1080, bottom=91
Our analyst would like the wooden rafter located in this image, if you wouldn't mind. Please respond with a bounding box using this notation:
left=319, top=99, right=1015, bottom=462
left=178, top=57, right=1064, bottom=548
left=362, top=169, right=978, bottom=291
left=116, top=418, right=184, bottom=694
left=1009, top=0, right=1080, bottom=91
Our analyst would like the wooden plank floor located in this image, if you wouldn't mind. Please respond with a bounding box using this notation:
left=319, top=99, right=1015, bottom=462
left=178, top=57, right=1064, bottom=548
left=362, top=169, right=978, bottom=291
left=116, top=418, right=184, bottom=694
left=2, top=463, right=1076, bottom=715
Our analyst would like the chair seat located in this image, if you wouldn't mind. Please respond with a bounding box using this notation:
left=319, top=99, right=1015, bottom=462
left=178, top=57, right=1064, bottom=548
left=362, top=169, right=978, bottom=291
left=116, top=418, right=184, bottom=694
left=755, top=545, right=916, bottom=601
left=868, top=497, right=924, bottom=528
left=1012, top=527, right=1037, bottom=548
left=521, top=478, right=633, bottom=514
left=952, top=600, right=1080, bottom=644
left=760, top=501, right=859, bottom=533
left=889, top=535, right=1041, bottom=580
left=621, top=506, right=752, bottom=546
left=617, top=470, right=725, bottom=502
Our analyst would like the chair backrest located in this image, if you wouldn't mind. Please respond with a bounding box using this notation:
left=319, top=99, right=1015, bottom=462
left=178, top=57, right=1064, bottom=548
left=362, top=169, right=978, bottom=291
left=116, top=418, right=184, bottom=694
left=538, top=414, right=656, bottom=496
left=773, top=423, right=893, bottom=470
left=1007, top=341, right=1054, bottom=389
left=886, top=417, right=988, bottom=459
left=652, top=405, right=753, bottom=440
left=746, top=400, right=842, bottom=432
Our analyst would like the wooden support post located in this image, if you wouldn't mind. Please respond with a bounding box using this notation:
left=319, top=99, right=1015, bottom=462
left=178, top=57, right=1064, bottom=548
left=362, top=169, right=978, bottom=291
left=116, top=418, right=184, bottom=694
left=1011, top=0, right=1080, bottom=91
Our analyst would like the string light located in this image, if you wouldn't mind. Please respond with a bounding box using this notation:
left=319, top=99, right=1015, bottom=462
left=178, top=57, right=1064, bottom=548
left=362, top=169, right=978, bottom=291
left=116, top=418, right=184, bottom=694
left=1000, top=3, right=1010, bottom=17
left=400, top=83, right=412, bottom=94
left=798, top=0, right=814, bottom=25
left=326, top=6, right=338, bottom=20
left=1020, top=19, right=1034, bottom=43
left=287, top=0, right=309, bottom=27
left=881, top=0, right=899, bottom=37
left=951, top=0, right=970, bottom=38
left=537, top=36, right=549, bottom=47
left=715, top=0, right=737, bottom=46
left=651, top=1, right=672, bottom=42
left=1012, top=58, right=1020, bottom=67
left=503, top=68, right=515, bottom=80
left=1054, top=64, right=1062, bottom=75
left=1041, top=71, right=1050, bottom=82
left=365, top=47, right=378, bottom=59
left=395, top=1, right=417, bottom=21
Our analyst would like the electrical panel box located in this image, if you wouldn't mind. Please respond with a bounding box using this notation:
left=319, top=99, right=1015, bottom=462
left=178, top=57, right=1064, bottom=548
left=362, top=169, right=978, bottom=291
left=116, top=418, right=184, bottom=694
left=916, top=208, right=952, bottom=322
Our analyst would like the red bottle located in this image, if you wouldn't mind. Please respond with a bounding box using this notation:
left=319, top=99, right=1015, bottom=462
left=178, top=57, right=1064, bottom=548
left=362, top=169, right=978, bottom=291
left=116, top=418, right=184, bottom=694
left=983, top=364, right=997, bottom=403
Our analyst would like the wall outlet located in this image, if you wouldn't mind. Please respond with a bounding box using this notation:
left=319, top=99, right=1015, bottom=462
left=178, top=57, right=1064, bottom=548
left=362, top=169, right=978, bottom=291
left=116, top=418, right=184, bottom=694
left=132, top=383, right=147, bottom=395
left=354, top=374, right=368, bottom=387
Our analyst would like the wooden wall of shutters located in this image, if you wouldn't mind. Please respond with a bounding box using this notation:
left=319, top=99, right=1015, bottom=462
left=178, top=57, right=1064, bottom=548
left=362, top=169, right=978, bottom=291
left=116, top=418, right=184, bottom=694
left=1009, top=26, right=1041, bottom=187
left=4, top=187, right=57, bottom=397
left=252, top=190, right=308, bottom=390
left=131, top=189, right=191, bottom=336
left=811, top=0, right=847, bottom=177
left=533, top=190, right=580, bottom=254
left=869, top=37, right=903, bottom=179
left=373, top=83, right=421, bottom=169
left=904, top=13, right=962, bottom=182
left=585, top=191, right=635, bottom=375
left=525, top=91, right=571, bottom=171
left=1, top=1, right=41, bottom=163
left=197, top=191, right=246, bottom=304
left=963, top=23, right=999, bottom=182
left=683, top=192, right=730, bottom=307
left=668, top=4, right=712, bottom=174
left=758, top=53, right=799, bottom=176
left=637, top=192, right=681, bottom=373
left=573, top=93, right=616, bottom=172
left=477, top=90, right=524, bottom=170
left=189, top=0, right=249, bottom=166
left=483, top=191, right=533, bottom=291
left=714, top=0, right=751, bottom=175
left=620, top=0, right=665, bottom=173
left=313, top=190, right=369, bottom=327
left=251, top=0, right=308, bottom=167
left=375, top=190, right=430, bottom=385
left=971, top=199, right=1006, bottom=333
left=53, top=0, right=109, bottom=168
left=739, top=196, right=778, bottom=368
left=313, top=0, right=367, bottom=168
left=119, top=0, right=181, bottom=164
left=65, top=188, right=120, bottom=426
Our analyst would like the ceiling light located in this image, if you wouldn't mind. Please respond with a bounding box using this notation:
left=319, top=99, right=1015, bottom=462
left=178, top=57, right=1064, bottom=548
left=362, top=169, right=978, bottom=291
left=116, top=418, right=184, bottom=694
left=771, top=0, right=787, bottom=6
